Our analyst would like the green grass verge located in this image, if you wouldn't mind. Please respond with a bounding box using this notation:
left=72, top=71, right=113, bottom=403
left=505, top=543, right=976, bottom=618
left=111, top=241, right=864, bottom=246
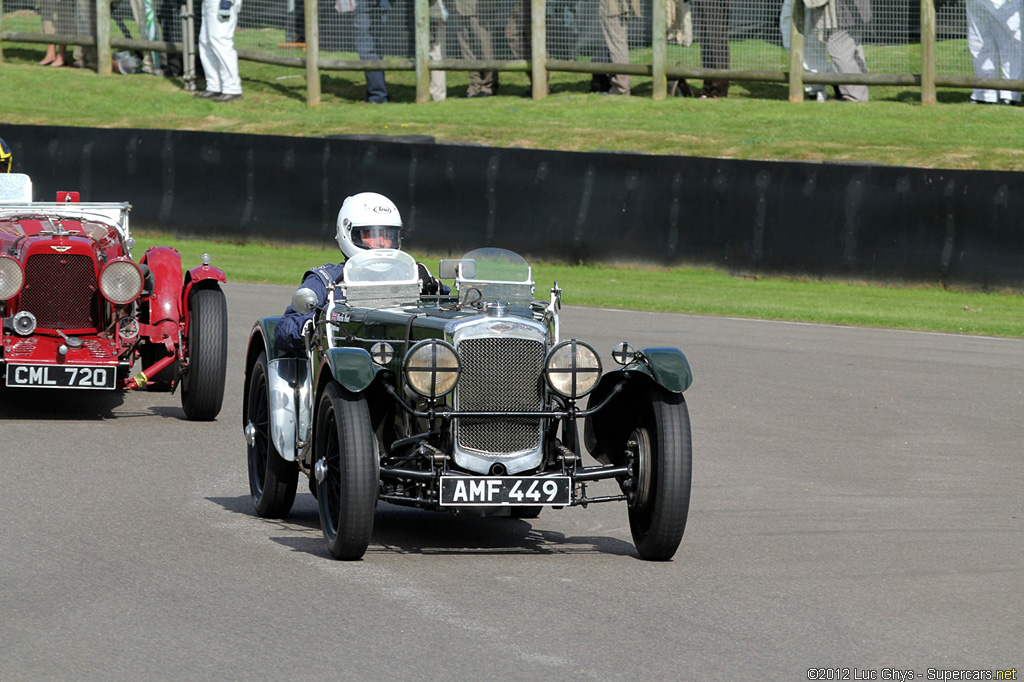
left=2, top=33, right=1024, bottom=170
left=133, top=231, right=1024, bottom=338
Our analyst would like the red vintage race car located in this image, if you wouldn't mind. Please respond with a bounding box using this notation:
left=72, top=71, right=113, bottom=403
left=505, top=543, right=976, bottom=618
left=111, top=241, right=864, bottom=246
left=0, top=173, right=228, bottom=420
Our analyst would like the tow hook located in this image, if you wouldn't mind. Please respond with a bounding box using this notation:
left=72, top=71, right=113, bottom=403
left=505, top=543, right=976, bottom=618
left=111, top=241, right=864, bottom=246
left=314, top=458, right=328, bottom=483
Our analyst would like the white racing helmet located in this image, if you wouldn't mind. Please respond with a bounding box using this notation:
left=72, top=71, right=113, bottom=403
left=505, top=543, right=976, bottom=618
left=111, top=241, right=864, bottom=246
left=336, top=192, right=403, bottom=259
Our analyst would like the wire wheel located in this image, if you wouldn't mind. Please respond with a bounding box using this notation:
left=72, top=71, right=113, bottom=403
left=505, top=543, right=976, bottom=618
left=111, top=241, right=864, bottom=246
left=315, top=382, right=378, bottom=560
left=246, top=352, right=298, bottom=518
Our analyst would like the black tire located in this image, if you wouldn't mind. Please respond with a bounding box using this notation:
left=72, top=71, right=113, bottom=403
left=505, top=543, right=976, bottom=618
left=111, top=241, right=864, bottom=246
left=316, top=382, right=378, bottom=560
left=180, top=286, right=228, bottom=421
left=510, top=506, right=542, bottom=519
left=246, top=352, right=298, bottom=518
left=626, top=387, right=692, bottom=561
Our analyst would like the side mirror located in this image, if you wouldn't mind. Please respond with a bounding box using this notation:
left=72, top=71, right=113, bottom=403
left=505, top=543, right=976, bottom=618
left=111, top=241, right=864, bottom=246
left=291, top=287, right=318, bottom=315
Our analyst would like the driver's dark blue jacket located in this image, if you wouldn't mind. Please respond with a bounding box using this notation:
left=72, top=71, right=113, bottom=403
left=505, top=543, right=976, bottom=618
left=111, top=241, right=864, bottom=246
left=274, top=263, right=345, bottom=356
left=274, top=260, right=448, bottom=356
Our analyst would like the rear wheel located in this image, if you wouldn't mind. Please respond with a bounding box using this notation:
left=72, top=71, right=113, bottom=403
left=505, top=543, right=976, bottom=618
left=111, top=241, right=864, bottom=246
left=180, top=286, right=227, bottom=421
left=246, top=352, right=298, bottom=518
left=510, top=506, right=542, bottom=519
left=626, top=387, right=692, bottom=561
left=315, top=382, right=378, bottom=560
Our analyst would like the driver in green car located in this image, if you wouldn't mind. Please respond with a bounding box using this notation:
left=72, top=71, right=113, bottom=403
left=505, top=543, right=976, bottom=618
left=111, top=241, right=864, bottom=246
left=274, top=192, right=445, bottom=355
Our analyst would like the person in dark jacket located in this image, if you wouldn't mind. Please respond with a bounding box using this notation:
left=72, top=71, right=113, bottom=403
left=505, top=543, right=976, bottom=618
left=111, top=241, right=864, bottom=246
left=274, top=192, right=444, bottom=355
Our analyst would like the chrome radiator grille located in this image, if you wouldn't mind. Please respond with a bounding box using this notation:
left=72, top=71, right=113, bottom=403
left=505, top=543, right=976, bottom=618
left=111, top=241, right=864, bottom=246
left=455, top=337, right=545, bottom=454
left=21, top=254, right=99, bottom=329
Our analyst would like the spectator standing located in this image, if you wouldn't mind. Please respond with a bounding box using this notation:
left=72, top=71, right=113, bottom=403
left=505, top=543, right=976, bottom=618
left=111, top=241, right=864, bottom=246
left=806, top=0, right=871, bottom=102
left=72, top=0, right=98, bottom=69
left=286, top=0, right=306, bottom=44
left=966, top=0, right=1022, bottom=104
left=430, top=0, right=449, bottom=100
left=581, top=0, right=639, bottom=95
left=37, top=0, right=69, bottom=67
left=506, top=0, right=548, bottom=94
left=780, top=0, right=831, bottom=101
left=454, top=0, right=500, bottom=96
left=358, top=0, right=392, bottom=102
left=197, top=0, right=243, bottom=102
left=157, top=0, right=188, bottom=77
left=336, top=0, right=390, bottom=102
left=691, top=0, right=731, bottom=98
left=129, top=0, right=161, bottom=75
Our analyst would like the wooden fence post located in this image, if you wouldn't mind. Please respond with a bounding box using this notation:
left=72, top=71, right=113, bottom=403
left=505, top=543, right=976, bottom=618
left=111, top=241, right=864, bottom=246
left=920, top=0, right=937, bottom=105
left=306, top=0, right=321, bottom=105
left=531, top=0, right=547, bottom=98
left=415, top=0, right=429, bottom=102
left=97, top=0, right=111, bottom=75
left=787, top=0, right=805, bottom=102
left=652, top=0, right=666, bottom=99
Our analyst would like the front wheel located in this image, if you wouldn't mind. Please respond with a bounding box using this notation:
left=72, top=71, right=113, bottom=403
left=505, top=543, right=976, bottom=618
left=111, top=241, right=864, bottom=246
left=625, top=387, right=692, bottom=561
left=180, top=286, right=228, bottom=421
left=315, top=382, right=378, bottom=560
left=246, top=352, right=298, bottom=518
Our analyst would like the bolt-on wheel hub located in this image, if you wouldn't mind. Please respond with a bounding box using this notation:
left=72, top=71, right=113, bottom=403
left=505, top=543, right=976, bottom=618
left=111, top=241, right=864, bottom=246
left=625, top=427, right=652, bottom=508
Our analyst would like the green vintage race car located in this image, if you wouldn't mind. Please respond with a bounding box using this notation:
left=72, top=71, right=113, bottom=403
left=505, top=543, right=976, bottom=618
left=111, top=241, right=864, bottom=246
left=242, top=247, right=693, bottom=560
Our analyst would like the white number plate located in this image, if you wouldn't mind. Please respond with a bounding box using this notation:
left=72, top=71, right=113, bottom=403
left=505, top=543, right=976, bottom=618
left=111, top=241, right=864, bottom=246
left=439, top=476, right=571, bottom=506
left=5, top=364, right=117, bottom=389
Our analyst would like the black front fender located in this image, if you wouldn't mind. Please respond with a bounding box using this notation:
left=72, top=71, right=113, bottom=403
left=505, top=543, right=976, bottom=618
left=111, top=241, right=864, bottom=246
left=583, top=347, right=692, bottom=466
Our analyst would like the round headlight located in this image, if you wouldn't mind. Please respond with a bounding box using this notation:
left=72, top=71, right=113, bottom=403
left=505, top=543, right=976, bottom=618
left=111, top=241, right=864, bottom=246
left=545, top=340, right=602, bottom=398
left=404, top=339, right=460, bottom=398
left=100, top=259, right=144, bottom=305
left=0, top=256, right=25, bottom=300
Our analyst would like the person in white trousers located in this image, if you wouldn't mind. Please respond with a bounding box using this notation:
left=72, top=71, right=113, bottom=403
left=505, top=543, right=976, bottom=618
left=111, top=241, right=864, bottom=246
left=780, top=0, right=832, bottom=100
left=196, top=0, right=243, bottom=102
left=966, top=0, right=1022, bottom=104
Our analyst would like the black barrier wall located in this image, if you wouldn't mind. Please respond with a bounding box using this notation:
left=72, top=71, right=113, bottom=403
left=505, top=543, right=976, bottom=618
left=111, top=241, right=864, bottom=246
left=4, top=124, right=1023, bottom=288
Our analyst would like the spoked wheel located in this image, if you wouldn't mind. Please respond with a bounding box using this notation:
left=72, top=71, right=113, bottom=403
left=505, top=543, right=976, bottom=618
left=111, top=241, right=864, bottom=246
left=315, top=382, right=378, bottom=560
left=180, top=286, right=228, bottom=421
left=625, top=386, right=692, bottom=561
left=246, top=352, right=298, bottom=518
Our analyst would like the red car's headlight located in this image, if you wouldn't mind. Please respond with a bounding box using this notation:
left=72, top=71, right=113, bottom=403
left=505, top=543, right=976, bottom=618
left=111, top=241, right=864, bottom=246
left=0, top=255, right=25, bottom=300
left=99, top=259, right=144, bottom=305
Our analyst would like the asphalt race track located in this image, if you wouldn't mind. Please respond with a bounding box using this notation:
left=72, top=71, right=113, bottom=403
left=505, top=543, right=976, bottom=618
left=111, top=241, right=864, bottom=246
left=2, top=282, right=1021, bottom=681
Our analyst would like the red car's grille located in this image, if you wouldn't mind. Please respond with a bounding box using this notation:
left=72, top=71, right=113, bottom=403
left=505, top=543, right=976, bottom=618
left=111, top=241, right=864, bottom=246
left=20, top=254, right=99, bottom=329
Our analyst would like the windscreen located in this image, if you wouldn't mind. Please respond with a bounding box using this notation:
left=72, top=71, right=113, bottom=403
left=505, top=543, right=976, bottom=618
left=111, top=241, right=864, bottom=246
left=343, top=248, right=419, bottom=285
left=459, top=248, right=530, bottom=283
